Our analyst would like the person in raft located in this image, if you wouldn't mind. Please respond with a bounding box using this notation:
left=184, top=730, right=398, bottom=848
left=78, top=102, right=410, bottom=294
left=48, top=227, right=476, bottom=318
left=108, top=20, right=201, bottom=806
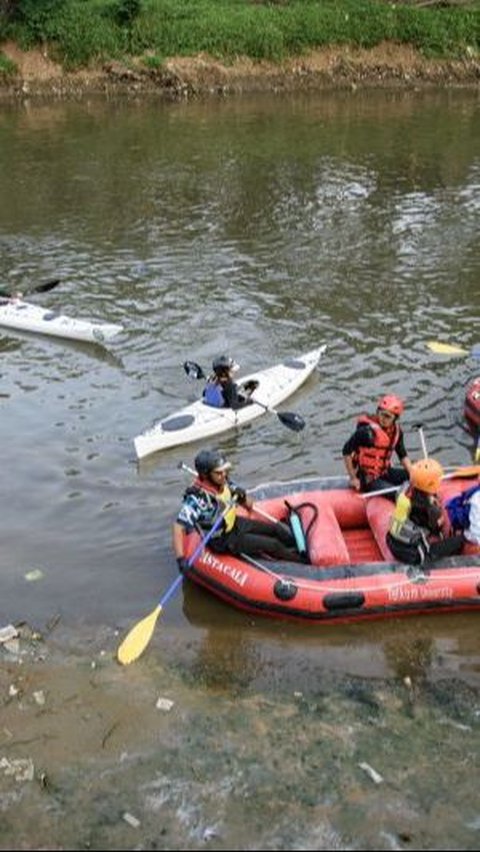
left=342, top=394, right=413, bottom=497
left=202, top=355, right=259, bottom=410
left=387, top=458, right=465, bottom=565
left=172, top=449, right=301, bottom=575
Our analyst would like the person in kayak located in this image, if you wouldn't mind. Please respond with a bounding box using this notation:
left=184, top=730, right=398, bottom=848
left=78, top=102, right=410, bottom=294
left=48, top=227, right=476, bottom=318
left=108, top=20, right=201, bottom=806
left=203, top=355, right=259, bottom=410
left=0, top=287, right=22, bottom=301
left=342, top=394, right=413, bottom=496
left=386, top=458, right=465, bottom=565
left=172, top=449, right=301, bottom=574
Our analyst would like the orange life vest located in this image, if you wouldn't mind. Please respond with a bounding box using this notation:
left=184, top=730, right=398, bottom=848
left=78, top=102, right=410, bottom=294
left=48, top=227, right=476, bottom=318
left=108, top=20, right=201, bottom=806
left=355, top=414, right=400, bottom=481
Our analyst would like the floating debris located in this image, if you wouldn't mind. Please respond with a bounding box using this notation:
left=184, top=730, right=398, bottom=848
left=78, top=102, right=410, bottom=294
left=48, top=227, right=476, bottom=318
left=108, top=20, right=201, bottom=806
left=156, top=697, right=174, bottom=712
left=33, top=690, right=46, bottom=707
left=0, top=624, right=18, bottom=644
left=202, top=826, right=220, bottom=842
left=358, top=761, right=384, bottom=785
left=24, top=569, right=44, bottom=582
left=38, top=771, right=50, bottom=791
left=0, top=757, right=35, bottom=783
left=3, top=639, right=20, bottom=655
left=439, top=718, right=472, bottom=732
left=123, top=812, right=141, bottom=828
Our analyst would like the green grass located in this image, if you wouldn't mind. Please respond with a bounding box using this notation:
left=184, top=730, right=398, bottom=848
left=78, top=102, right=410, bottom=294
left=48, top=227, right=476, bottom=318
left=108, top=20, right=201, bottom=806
left=1, top=0, right=479, bottom=69
left=0, top=51, right=17, bottom=77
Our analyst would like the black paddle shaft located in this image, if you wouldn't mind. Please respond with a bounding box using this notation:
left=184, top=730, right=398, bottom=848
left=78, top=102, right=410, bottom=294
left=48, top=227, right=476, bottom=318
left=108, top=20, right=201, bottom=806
left=0, top=278, right=61, bottom=298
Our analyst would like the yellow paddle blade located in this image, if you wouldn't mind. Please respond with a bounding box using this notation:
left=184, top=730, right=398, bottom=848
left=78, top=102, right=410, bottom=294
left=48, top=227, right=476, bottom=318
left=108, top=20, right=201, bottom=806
left=447, top=465, right=480, bottom=479
left=427, top=341, right=469, bottom=356
left=117, top=604, right=162, bottom=666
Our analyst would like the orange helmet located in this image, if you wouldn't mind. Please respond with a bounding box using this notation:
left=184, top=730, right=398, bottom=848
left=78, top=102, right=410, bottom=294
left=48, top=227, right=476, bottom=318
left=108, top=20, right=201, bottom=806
left=410, top=458, right=444, bottom=494
left=377, top=394, right=404, bottom=418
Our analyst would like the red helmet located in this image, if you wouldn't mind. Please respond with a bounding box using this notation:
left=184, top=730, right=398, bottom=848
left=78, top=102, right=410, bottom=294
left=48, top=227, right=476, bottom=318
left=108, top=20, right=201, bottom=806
left=377, top=394, right=404, bottom=417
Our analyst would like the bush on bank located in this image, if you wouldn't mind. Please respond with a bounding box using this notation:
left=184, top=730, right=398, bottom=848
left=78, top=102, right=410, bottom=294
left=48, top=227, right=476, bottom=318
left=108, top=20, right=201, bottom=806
left=0, top=0, right=479, bottom=70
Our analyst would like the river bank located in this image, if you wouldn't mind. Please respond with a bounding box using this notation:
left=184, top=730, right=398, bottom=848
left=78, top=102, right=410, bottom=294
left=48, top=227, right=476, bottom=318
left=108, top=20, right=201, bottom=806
left=1, top=62, right=479, bottom=850
left=1, top=41, right=480, bottom=100
left=1, top=616, right=479, bottom=851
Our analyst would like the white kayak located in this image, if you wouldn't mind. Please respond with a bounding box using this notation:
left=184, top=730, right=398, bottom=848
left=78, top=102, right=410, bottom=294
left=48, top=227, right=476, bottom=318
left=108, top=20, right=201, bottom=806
left=0, top=298, right=124, bottom=344
left=134, top=346, right=326, bottom=460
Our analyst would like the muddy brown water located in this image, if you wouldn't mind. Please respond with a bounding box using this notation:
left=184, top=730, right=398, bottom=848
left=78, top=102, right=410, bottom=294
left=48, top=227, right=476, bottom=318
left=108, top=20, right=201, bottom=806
left=0, top=89, right=479, bottom=849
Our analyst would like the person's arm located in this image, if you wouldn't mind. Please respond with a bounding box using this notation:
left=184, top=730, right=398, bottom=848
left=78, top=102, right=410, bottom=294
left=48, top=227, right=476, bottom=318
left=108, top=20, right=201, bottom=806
left=228, top=479, right=253, bottom=510
left=223, top=380, right=250, bottom=410
left=343, top=453, right=361, bottom=491
left=427, top=496, right=444, bottom=534
left=173, top=497, right=202, bottom=573
left=172, top=521, right=186, bottom=560
left=342, top=426, right=372, bottom=491
left=395, top=429, right=413, bottom=476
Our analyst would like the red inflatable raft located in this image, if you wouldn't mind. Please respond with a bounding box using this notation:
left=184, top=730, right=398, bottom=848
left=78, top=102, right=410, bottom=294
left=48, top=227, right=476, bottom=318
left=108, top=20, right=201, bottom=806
left=465, top=377, right=480, bottom=434
left=183, top=475, right=480, bottom=624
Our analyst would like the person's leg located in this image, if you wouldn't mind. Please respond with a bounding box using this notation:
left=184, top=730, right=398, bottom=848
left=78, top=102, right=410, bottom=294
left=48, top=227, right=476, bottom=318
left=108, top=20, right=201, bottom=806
left=363, top=467, right=409, bottom=499
left=236, top=516, right=296, bottom=545
left=387, top=532, right=465, bottom=565
left=427, top=534, right=465, bottom=561
left=224, top=517, right=299, bottom=560
left=386, top=533, right=423, bottom=564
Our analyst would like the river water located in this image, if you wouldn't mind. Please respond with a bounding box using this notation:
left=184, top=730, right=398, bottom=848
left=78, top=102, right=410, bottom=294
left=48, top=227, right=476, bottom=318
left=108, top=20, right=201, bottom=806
left=0, top=89, right=479, bottom=850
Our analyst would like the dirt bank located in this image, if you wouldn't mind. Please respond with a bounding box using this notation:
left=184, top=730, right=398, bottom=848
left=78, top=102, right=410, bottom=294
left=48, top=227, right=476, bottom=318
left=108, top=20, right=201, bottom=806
left=1, top=41, right=480, bottom=99
left=1, top=620, right=480, bottom=850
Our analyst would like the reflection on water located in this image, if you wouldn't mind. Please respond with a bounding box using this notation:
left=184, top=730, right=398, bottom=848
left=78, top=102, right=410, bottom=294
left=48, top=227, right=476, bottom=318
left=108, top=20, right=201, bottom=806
left=181, top=581, right=480, bottom=694
left=0, top=89, right=479, bottom=688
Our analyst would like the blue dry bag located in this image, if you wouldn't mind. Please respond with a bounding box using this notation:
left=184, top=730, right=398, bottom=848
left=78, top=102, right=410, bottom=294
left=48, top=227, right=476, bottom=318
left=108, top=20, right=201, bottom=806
left=445, top=484, right=480, bottom=531
left=203, top=382, right=225, bottom=408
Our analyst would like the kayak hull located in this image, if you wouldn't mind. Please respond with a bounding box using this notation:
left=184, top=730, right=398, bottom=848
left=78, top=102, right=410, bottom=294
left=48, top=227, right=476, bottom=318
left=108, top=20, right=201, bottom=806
left=0, top=299, right=123, bottom=344
left=183, top=475, right=480, bottom=624
left=465, top=377, right=480, bottom=432
left=134, top=346, right=326, bottom=459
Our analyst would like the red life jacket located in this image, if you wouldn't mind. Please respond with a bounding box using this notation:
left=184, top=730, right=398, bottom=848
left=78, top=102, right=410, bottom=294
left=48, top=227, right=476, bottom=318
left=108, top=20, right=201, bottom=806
left=355, top=414, right=400, bottom=481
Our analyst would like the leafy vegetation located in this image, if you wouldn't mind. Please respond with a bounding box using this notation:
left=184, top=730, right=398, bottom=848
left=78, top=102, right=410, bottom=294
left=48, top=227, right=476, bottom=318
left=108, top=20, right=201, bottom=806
left=0, top=49, right=16, bottom=75
left=0, top=0, right=478, bottom=69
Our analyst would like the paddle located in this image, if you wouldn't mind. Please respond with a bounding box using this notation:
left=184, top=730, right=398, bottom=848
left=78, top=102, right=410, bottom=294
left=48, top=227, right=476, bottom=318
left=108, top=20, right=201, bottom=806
left=427, top=341, right=480, bottom=359
left=0, top=278, right=62, bottom=299
left=415, top=423, right=428, bottom=459
left=182, top=359, right=306, bottom=433
left=360, top=464, right=480, bottom=499
left=117, top=501, right=234, bottom=666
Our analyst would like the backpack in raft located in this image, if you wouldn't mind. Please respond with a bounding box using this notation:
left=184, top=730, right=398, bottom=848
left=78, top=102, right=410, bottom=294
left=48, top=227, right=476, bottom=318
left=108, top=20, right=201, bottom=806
left=445, top=484, right=480, bottom=531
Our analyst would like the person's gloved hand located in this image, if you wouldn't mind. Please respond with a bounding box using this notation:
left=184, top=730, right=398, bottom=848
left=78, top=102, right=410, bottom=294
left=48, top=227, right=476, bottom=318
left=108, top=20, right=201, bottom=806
left=177, top=556, right=190, bottom=575
left=232, top=487, right=247, bottom=505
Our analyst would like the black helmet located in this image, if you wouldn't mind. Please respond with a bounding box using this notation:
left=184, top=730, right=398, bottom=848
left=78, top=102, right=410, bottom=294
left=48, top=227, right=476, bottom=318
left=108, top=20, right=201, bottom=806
left=212, top=355, right=239, bottom=375
left=194, top=449, right=231, bottom=477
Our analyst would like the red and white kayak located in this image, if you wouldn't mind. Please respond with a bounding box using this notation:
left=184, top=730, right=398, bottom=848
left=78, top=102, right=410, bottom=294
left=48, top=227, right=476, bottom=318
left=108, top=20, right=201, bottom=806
left=182, top=474, right=480, bottom=625
left=465, top=377, right=480, bottom=434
